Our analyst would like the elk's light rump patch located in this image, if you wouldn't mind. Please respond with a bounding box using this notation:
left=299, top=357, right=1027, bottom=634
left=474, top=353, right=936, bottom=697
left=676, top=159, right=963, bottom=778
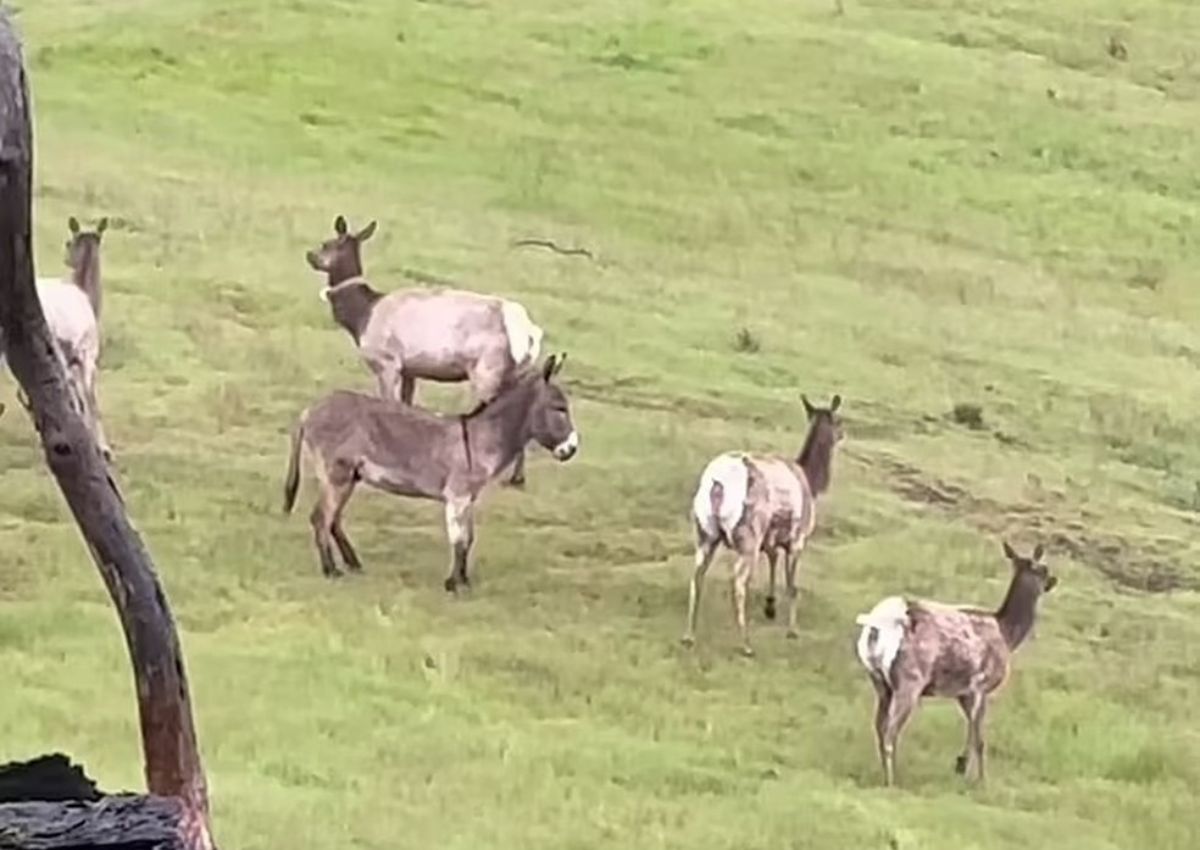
left=693, top=453, right=750, bottom=540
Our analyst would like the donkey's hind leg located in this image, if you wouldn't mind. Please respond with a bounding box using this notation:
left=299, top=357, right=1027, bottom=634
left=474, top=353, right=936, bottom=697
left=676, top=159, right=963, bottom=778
left=309, top=460, right=353, bottom=578
left=329, top=473, right=363, bottom=573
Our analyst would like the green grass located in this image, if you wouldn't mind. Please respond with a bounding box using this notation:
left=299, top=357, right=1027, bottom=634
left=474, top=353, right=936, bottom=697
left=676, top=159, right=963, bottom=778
left=2, top=0, right=1200, bottom=847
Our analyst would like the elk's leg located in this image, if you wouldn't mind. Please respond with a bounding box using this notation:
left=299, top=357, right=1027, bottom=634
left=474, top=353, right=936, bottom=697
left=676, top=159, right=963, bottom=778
left=871, top=677, right=893, bottom=783
left=399, top=375, right=417, bottom=405
left=764, top=548, right=778, bottom=621
left=505, top=449, right=527, bottom=488
left=731, top=546, right=758, bottom=657
left=443, top=498, right=474, bottom=593
left=881, top=683, right=922, bottom=787
left=970, top=695, right=989, bottom=783
left=783, top=547, right=802, bottom=638
left=683, top=529, right=719, bottom=646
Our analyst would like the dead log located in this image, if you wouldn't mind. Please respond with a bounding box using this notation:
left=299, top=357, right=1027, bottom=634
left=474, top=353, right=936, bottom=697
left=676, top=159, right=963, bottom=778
left=0, top=12, right=213, bottom=850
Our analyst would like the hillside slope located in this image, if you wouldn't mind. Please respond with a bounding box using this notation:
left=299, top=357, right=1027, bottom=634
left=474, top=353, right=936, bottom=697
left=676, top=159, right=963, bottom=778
left=1, top=1, right=1198, bottom=848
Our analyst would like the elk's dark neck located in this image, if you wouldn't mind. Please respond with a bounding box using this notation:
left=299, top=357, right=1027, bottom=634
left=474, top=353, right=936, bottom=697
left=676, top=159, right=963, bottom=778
left=796, top=429, right=835, bottom=497
left=327, top=281, right=382, bottom=343
left=71, top=245, right=101, bottom=319
left=463, top=379, right=537, bottom=482
left=995, top=577, right=1042, bottom=650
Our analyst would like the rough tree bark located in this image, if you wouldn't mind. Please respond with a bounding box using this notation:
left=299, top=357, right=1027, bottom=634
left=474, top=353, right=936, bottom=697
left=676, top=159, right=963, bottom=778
left=0, top=12, right=213, bottom=850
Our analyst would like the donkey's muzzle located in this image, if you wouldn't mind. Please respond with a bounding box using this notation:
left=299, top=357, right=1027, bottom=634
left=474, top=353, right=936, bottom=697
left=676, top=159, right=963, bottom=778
left=552, top=431, right=579, bottom=461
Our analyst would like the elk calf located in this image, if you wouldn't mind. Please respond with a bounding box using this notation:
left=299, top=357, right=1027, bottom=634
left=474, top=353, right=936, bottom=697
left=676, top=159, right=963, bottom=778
left=855, top=541, right=1057, bottom=786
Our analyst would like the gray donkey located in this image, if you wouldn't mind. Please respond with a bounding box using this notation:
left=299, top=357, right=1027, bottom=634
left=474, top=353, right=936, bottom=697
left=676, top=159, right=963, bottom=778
left=283, top=354, right=579, bottom=590
left=305, top=215, right=544, bottom=486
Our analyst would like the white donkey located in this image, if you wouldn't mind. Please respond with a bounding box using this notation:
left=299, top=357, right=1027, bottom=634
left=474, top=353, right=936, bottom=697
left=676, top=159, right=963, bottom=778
left=304, top=215, right=543, bottom=486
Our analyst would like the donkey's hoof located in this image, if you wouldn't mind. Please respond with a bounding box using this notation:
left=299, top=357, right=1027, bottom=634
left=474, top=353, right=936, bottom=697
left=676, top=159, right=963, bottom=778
left=764, top=597, right=777, bottom=621
left=954, top=755, right=968, bottom=776
left=504, top=476, right=526, bottom=489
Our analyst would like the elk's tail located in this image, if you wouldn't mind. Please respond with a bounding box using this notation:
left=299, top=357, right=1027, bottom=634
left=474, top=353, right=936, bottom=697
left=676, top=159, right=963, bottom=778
left=283, top=418, right=305, bottom=514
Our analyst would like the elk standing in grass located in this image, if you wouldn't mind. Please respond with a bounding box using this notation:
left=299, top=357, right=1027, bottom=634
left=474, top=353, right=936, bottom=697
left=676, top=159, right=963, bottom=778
left=283, top=354, right=578, bottom=590
left=2, top=217, right=111, bottom=459
left=683, top=394, right=844, bottom=656
left=304, top=215, right=544, bottom=486
left=855, top=541, right=1058, bottom=786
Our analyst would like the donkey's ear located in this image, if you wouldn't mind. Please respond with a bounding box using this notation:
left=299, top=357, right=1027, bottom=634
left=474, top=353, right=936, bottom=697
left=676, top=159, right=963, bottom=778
left=334, top=215, right=348, bottom=236
left=356, top=220, right=377, bottom=242
left=830, top=394, right=842, bottom=412
left=542, top=354, right=559, bottom=382
left=801, top=394, right=816, bottom=417
left=95, top=217, right=109, bottom=236
left=68, top=216, right=80, bottom=235
left=1002, top=540, right=1019, bottom=561
left=1032, top=543, right=1045, bottom=562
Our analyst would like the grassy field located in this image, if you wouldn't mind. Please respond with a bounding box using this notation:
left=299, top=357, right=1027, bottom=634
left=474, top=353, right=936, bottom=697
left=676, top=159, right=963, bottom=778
left=2, top=0, right=1199, bottom=847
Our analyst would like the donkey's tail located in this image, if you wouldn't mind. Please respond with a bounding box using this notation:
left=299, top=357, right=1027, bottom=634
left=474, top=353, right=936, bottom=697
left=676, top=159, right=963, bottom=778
left=501, top=300, right=543, bottom=367
left=283, top=418, right=305, bottom=514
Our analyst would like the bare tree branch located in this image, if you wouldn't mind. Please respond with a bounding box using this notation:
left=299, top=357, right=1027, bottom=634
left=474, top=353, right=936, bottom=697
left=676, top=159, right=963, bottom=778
left=510, top=238, right=594, bottom=260
left=0, top=12, right=213, bottom=850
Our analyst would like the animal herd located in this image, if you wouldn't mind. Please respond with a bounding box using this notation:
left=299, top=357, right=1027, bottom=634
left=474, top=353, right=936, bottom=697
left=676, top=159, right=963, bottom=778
left=4, top=214, right=1060, bottom=788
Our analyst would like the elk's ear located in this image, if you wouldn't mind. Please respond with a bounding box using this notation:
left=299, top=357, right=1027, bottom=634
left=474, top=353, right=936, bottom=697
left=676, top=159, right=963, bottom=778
left=96, top=217, right=109, bottom=236
left=542, top=354, right=559, bottom=382
left=830, top=394, right=842, bottom=412
left=68, top=216, right=80, bottom=235
left=554, top=352, right=567, bottom=375
left=801, top=394, right=816, bottom=417
left=1044, top=575, right=1058, bottom=593
left=356, top=220, right=377, bottom=242
left=1002, top=540, right=1019, bottom=562
left=1032, top=543, right=1045, bottom=562
left=334, top=215, right=348, bottom=236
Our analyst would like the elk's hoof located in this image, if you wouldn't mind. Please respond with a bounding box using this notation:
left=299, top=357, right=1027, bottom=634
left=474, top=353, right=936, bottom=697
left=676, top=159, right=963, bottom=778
left=785, top=629, right=799, bottom=640
left=740, top=645, right=756, bottom=658
left=954, top=755, right=968, bottom=776
left=505, top=476, right=526, bottom=489
left=764, top=596, right=777, bottom=621
left=681, top=634, right=695, bottom=648
left=443, top=577, right=457, bottom=593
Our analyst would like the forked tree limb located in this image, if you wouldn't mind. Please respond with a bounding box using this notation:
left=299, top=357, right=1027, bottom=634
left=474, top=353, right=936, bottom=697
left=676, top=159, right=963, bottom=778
left=0, top=13, right=213, bottom=850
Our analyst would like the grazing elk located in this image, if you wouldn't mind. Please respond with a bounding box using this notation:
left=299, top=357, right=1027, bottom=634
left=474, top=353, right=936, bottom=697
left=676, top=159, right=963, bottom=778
left=683, top=394, right=844, bottom=656
left=854, top=541, right=1058, bottom=786
left=2, top=217, right=111, bottom=459
left=304, top=215, right=544, bottom=486
left=282, top=354, right=578, bottom=590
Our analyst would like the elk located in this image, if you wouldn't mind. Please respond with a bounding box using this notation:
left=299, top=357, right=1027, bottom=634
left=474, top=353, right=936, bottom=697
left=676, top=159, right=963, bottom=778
left=2, top=217, right=111, bottom=459
left=855, top=541, right=1058, bottom=786
left=304, top=215, right=543, bottom=486
left=683, top=394, right=843, bottom=656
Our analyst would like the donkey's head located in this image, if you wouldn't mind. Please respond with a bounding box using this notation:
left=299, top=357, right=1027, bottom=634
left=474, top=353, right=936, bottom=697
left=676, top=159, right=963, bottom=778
left=305, top=215, right=377, bottom=285
left=64, top=216, right=106, bottom=270
left=528, top=354, right=578, bottom=462
left=1002, top=541, right=1058, bottom=595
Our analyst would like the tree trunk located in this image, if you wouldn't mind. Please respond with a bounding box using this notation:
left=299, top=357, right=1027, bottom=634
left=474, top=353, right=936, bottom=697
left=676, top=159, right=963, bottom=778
left=0, top=12, right=213, bottom=850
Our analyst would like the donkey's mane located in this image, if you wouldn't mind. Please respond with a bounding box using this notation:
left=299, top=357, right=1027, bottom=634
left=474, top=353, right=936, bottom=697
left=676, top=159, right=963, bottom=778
left=460, top=367, right=543, bottom=421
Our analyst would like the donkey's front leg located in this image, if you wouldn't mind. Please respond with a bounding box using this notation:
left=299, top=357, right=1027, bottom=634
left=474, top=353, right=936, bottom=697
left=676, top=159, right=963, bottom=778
left=442, top=498, right=475, bottom=593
